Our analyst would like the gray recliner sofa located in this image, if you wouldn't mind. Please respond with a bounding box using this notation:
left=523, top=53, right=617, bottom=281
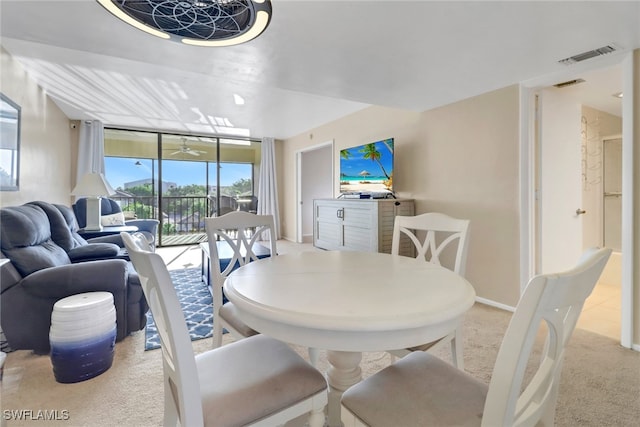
left=29, top=200, right=130, bottom=262
left=0, top=202, right=149, bottom=354
left=73, top=197, right=159, bottom=249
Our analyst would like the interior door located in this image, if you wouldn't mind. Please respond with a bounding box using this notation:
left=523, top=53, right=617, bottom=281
left=538, top=88, right=584, bottom=273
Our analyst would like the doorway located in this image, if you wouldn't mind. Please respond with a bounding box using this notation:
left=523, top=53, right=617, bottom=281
left=521, top=55, right=636, bottom=349
left=296, top=141, right=334, bottom=243
left=578, top=136, right=624, bottom=338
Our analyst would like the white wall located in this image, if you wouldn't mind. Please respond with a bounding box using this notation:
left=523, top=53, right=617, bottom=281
left=280, top=86, right=522, bottom=307
left=0, top=47, right=75, bottom=207
left=300, top=144, right=333, bottom=242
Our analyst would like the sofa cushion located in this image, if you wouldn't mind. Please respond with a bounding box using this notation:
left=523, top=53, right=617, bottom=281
left=53, top=203, right=89, bottom=248
left=28, top=201, right=85, bottom=252
left=101, top=212, right=126, bottom=226
left=0, top=205, right=71, bottom=276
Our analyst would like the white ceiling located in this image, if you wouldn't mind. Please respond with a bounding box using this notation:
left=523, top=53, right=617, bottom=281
left=1, top=0, right=638, bottom=140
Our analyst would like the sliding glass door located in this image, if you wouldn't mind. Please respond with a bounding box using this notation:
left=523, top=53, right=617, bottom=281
left=103, top=129, right=260, bottom=246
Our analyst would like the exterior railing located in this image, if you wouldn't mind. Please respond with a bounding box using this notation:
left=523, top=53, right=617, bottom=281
left=111, top=195, right=213, bottom=246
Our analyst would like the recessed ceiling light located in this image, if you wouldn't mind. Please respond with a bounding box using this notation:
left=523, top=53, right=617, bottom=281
left=233, top=94, right=245, bottom=105
left=612, top=92, right=623, bottom=98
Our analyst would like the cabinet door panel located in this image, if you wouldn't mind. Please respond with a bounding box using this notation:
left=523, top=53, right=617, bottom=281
left=316, top=204, right=342, bottom=223
left=343, top=225, right=375, bottom=251
left=342, top=206, right=373, bottom=225
left=316, top=221, right=342, bottom=250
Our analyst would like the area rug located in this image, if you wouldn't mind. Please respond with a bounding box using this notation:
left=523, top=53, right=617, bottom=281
left=144, top=268, right=213, bottom=350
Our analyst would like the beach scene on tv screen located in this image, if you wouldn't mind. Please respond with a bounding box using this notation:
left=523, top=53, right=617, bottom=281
left=340, top=138, right=393, bottom=194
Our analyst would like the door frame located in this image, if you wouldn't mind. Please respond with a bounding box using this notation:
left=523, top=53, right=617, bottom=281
left=519, top=51, right=636, bottom=349
left=295, top=140, right=334, bottom=243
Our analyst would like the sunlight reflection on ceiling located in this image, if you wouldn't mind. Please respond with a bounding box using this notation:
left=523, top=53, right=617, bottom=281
left=14, top=56, right=249, bottom=136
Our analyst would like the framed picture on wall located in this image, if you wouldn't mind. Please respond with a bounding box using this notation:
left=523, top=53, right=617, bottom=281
left=0, top=93, right=21, bottom=191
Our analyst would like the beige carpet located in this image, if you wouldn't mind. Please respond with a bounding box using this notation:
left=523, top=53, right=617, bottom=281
left=2, top=303, right=638, bottom=426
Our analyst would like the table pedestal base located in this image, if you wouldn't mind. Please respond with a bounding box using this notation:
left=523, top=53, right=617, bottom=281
left=326, top=351, right=362, bottom=427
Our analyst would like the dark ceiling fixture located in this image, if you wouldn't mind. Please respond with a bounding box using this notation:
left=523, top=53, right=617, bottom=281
left=553, top=78, right=586, bottom=89
left=97, top=0, right=272, bottom=47
left=558, top=45, right=618, bottom=65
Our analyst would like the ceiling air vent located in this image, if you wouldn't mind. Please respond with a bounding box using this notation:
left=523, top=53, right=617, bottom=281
left=558, top=45, right=618, bottom=65
left=554, top=78, right=585, bottom=88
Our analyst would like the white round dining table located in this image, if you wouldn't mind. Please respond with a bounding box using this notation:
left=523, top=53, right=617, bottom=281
left=224, top=250, right=476, bottom=426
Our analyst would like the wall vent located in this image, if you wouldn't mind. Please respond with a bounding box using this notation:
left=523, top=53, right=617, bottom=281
left=558, top=45, right=618, bottom=65
left=553, top=78, right=586, bottom=88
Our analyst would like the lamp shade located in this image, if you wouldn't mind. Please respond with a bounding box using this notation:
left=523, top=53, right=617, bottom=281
left=71, top=173, right=116, bottom=197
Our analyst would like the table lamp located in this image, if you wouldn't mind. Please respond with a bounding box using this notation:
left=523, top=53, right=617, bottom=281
left=71, top=173, right=116, bottom=231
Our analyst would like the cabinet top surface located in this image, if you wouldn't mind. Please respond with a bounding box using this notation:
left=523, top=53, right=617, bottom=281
left=314, top=198, right=413, bottom=203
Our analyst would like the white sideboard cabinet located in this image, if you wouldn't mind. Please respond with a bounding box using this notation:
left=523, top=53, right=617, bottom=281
left=313, top=198, right=415, bottom=254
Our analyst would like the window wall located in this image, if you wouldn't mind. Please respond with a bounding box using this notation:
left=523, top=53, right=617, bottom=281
left=103, top=129, right=261, bottom=246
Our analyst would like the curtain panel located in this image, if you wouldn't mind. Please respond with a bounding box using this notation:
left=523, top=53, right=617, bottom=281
left=76, top=120, right=106, bottom=183
left=257, top=137, right=281, bottom=239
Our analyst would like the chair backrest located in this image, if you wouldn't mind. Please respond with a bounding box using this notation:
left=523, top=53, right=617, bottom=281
left=27, top=201, right=88, bottom=251
left=239, top=195, right=259, bottom=213
left=121, top=232, right=203, bottom=426
left=204, top=211, right=277, bottom=312
left=0, top=204, right=71, bottom=276
left=392, top=212, right=470, bottom=276
left=208, top=195, right=240, bottom=217
left=482, top=247, right=611, bottom=427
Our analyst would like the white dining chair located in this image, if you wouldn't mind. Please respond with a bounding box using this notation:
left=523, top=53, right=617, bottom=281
left=204, top=211, right=320, bottom=365
left=388, top=212, right=470, bottom=369
left=121, top=232, right=328, bottom=427
left=204, top=211, right=276, bottom=348
left=341, top=247, right=611, bottom=427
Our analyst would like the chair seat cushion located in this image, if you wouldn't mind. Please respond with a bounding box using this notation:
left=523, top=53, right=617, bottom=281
left=219, top=302, right=258, bottom=337
left=197, top=334, right=327, bottom=426
left=342, top=351, right=487, bottom=427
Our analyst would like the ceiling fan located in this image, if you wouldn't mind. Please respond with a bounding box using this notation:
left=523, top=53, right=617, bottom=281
left=166, top=138, right=207, bottom=157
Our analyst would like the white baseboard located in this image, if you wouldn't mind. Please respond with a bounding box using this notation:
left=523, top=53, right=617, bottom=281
left=475, top=296, right=516, bottom=313
left=476, top=297, right=640, bottom=352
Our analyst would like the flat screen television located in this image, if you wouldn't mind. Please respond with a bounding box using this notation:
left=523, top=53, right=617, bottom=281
left=339, top=137, right=394, bottom=196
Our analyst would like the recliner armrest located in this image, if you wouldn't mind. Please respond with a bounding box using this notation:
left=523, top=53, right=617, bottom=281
left=125, top=218, right=159, bottom=231
left=68, top=243, right=120, bottom=262
left=86, top=235, right=125, bottom=247
left=20, top=259, right=129, bottom=299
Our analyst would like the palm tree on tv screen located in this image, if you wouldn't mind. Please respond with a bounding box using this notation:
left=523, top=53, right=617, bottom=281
left=360, top=143, right=390, bottom=179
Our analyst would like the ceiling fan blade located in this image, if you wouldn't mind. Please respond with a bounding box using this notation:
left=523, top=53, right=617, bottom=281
left=170, top=150, right=182, bottom=155
left=187, top=150, right=200, bottom=156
